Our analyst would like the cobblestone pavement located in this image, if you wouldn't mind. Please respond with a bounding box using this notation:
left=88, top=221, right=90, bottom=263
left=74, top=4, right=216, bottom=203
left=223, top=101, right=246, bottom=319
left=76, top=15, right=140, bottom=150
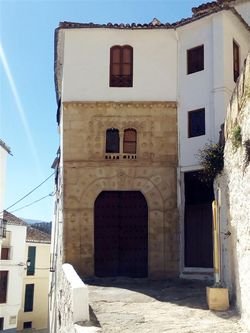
left=85, top=277, right=245, bottom=333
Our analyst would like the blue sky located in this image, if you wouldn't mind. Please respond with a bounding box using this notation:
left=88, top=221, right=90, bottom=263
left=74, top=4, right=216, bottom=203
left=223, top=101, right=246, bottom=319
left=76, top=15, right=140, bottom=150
left=0, top=0, right=203, bottom=221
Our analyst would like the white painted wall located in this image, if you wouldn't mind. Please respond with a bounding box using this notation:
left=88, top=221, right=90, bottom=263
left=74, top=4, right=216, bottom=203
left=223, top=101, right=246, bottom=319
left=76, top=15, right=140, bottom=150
left=56, top=264, right=89, bottom=333
left=178, top=15, right=213, bottom=169
left=0, top=224, right=26, bottom=330
left=178, top=10, right=250, bottom=169
left=62, top=29, right=178, bottom=102
left=235, top=1, right=250, bottom=26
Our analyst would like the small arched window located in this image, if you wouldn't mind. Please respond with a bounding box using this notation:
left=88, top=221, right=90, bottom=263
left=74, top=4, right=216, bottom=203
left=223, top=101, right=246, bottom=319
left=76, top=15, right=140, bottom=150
left=110, top=45, right=133, bottom=87
left=123, top=129, right=137, bottom=154
left=106, top=128, right=120, bottom=153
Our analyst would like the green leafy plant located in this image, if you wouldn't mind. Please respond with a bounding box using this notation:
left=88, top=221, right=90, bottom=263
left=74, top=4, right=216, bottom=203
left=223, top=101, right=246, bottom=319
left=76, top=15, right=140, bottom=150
left=231, top=125, right=242, bottom=149
left=198, top=142, right=224, bottom=183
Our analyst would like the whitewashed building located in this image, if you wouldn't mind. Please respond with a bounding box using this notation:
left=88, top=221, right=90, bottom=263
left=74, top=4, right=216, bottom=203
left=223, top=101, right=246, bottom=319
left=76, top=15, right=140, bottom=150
left=0, top=139, right=25, bottom=332
left=0, top=217, right=27, bottom=331
left=51, top=0, right=250, bottom=330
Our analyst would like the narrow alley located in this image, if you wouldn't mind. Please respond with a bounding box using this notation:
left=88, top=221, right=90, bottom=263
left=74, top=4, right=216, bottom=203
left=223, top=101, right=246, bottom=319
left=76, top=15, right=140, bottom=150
left=84, top=278, right=243, bottom=333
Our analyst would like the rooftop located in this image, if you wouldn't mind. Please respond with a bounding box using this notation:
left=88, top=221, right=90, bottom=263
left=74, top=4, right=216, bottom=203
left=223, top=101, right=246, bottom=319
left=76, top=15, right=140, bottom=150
left=57, top=1, right=243, bottom=30
left=4, top=210, right=51, bottom=244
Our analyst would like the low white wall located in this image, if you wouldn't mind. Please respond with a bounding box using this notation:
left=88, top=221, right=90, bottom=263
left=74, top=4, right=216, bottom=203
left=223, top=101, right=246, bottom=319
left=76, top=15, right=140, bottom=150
left=58, top=264, right=89, bottom=333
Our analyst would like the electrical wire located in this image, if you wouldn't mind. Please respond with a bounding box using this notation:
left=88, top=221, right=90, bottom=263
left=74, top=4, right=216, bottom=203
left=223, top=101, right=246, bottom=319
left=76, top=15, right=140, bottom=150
left=9, top=192, right=55, bottom=214
left=2, top=171, right=55, bottom=213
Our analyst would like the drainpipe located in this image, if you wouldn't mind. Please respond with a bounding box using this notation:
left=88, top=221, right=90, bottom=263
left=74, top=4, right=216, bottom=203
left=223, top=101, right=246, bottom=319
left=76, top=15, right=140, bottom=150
left=212, top=190, right=221, bottom=285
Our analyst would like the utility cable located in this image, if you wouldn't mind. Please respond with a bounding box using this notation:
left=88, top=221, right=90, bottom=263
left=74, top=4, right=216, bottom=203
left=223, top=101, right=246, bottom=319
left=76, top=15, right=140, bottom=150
left=9, top=192, right=54, bottom=214
left=3, top=171, right=55, bottom=213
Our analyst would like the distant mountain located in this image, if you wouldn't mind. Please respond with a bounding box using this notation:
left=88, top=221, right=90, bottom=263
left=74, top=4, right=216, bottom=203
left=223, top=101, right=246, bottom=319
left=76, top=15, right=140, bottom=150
left=23, top=218, right=49, bottom=225
left=32, top=222, right=52, bottom=235
left=22, top=218, right=52, bottom=235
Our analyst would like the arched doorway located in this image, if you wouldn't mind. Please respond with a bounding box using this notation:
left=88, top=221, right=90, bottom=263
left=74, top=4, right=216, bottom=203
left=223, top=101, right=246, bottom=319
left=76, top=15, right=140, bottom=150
left=94, top=191, right=148, bottom=277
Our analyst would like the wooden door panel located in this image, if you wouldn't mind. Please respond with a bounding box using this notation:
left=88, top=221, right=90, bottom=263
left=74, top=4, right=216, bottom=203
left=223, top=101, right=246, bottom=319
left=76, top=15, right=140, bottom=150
left=185, top=203, right=213, bottom=268
left=94, top=191, right=148, bottom=277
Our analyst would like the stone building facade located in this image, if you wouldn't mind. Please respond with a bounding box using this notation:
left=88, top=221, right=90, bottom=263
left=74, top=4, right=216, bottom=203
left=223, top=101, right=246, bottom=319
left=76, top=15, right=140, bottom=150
left=62, top=101, right=178, bottom=278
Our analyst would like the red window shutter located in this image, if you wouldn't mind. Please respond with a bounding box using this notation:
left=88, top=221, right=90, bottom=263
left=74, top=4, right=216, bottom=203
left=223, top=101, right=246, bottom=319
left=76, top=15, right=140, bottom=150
left=123, top=129, right=137, bottom=154
left=110, top=45, right=133, bottom=87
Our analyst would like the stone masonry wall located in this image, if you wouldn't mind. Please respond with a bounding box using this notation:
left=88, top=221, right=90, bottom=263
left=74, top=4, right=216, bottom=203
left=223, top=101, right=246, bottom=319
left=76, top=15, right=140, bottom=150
left=57, top=264, right=89, bottom=333
left=217, top=54, right=250, bottom=332
left=62, top=101, right=178, bottom=279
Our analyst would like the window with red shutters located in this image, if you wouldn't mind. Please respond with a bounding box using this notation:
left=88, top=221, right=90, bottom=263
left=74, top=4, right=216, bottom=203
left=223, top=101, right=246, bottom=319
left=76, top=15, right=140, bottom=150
left=123, top=129, right=137, bottom=154
left=110, top=45, right=133, bottom=87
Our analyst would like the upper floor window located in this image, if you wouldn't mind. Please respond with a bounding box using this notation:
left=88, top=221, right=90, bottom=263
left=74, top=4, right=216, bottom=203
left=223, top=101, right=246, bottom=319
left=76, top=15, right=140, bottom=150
left=1, top=248, right=10, bottom=260
left=233, top=40, right=240, bottom=82
left=110, top=45, right=133, bottom=87
left=188, top=108, right=205, bottom=138
left=106, top=128, right=120, bottom=153
left=123, top=129, right=137, bottom=154
left=187, top=45, right=204, bottom=74
left=27, top=246, right=36, bottom=276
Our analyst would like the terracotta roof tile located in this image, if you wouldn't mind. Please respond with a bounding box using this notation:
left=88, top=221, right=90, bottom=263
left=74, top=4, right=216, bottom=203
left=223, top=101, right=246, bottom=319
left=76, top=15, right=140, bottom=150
left=192, top=0, right=235, bottom=15
left=3, top=211, right=51, bottom=244
left=57, top=1, right=244, bottom=31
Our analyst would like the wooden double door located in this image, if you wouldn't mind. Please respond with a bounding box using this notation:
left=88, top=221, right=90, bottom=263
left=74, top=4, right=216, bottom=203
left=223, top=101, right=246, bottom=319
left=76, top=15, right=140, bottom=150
left=94, top=191, right=148, bottom=277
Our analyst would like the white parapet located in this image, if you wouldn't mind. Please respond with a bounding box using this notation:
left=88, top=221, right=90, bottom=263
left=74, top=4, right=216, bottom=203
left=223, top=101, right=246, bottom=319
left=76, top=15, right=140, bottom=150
left=62, top=263, right=89, bottom=323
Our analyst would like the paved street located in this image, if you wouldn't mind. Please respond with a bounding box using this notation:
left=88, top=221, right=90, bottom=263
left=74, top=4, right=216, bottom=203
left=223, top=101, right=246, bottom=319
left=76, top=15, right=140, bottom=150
left=85, top=278, right=244, bottom=333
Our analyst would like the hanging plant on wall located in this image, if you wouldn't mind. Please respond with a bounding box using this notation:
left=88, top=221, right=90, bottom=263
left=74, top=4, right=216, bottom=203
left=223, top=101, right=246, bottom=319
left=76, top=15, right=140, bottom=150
left=231, top=125, right=242, bottom=150
left=197, top=142, right=224, bottom=183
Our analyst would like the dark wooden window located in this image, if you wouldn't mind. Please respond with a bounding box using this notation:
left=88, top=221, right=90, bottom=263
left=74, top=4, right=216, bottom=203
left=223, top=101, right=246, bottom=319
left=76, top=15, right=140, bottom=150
left=0, top=317, right=3, bottom=330
left=1, top=248, right=9, bottom=260
left=0, top=271, right=8, bottom=303
left=187, top=45, right=204, bottom=74
left=188, top=108, right=205, bottom=138
left=123, top=129, right=137, bottom=154
left=106, top=128, right=120, bottom=153
left=24, top=284, right=34, bottom=312
left=110, top=45, right=133, bottom=87
left=233, top=40, right=240, bottom=82
left=23, top=321, right=32, bottom=329
left=27, top=246, right=36, bottom=276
